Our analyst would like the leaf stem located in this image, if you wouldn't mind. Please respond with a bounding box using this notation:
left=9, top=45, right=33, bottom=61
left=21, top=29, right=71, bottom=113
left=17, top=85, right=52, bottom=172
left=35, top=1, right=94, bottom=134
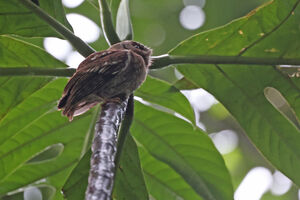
left=19, top=0, right=95, bottom=57
left=114, top=95, right=134, bottom=170
left=98, top=0, right=121, bottom=45
left=151, top=54, right=300, bottom=69
left=81, top=105, right=101, bottom=157
left=0, top=67, right=75, bottom=77
left=1, top=55, right=300, bottom=77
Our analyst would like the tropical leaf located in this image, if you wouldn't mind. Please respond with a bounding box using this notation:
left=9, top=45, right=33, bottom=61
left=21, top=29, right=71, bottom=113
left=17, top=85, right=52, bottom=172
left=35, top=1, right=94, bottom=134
left=62, top=134, right=148, bottom=200
left=0, top=36, right=68, bottom=142
left=136, top=76, right=195, bottom=123
left=0, top=0, right=73, bottom=38
left=113, top=134, right=148, bottom=200
left=62, top=150, right=91, bottom=200
left=170, top=0, right=300, bottom=186
left=0, top=36, right=89, bottom=198
left=138, top=146, right=202, bottom=200
left=0, top=78, right=93, bottom=196
left=132, top=101, right=233, bottom=200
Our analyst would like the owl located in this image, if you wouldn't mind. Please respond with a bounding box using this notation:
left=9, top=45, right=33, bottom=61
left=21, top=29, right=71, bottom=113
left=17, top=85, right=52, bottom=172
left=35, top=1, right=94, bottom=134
left=58, top=41, right=152, bottom=121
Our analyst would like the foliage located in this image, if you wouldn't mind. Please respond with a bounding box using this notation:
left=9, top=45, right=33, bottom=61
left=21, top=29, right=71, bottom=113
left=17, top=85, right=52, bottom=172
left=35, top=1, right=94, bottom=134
left=0, top=0, right=299, bottom=199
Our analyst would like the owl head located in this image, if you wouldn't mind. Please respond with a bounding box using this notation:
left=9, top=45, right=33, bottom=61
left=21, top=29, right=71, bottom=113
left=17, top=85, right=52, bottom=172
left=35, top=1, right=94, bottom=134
left=109, top=41, right=152, bottom=66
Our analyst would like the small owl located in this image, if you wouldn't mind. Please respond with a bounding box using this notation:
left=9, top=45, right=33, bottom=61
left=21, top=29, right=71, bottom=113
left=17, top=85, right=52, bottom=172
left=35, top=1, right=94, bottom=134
left=58, top=41, right=152, bottom=121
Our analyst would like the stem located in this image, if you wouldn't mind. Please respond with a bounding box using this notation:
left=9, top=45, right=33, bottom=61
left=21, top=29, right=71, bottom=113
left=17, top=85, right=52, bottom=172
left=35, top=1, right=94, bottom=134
left=85, top=100, right=128, bottom=200
left=1, top=55, right=299, bottom=77
left=114, top=95, right=134, bottom=171
left=19, top=0, right=95, bottom=57
left=151, top=54, right=300, bottom=69
left=98, top=0, right=121, bottom=45
left=0, top=67, right=75, bottom=77
left=81, top=105, right=101, bottom=157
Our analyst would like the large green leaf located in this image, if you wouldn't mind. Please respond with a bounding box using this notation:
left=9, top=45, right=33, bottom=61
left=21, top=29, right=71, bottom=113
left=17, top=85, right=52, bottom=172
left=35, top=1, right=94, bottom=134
left=135, top=76, right=195, bottom=123
left=87, top=0, right=121, bottom=26
left=1, top=185, right=55, bottom=200
left=170, top=0, right=300, bottom=186
left=0, top=78, right=93, bottom=195
left=0, top=36, right=68, bottom=68
left=132, top=101, right=233, bottom=200
left=62, top=134, right=148, bottom=200
left=62, top=76, right=195, bottom=199
left=0, top=36, right=86, bottom=198
left=0, top=0, right=72, bottom=37
left=0, top=36, right=68, bottom=142
left=113, top=134, right=148, bottom=200
left=138, top=146, right=202, bottom=200
left=62, top=149, right=91, bottom=200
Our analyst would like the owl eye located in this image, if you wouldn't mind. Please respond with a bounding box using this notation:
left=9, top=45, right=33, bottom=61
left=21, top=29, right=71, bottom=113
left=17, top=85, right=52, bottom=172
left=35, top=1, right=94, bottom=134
left=132, top=42, right=145, bottom=50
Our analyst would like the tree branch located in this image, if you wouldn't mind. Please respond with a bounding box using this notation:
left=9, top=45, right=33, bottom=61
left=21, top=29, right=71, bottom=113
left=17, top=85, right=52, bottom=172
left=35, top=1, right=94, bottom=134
left=151, top=54, right=300, bottom=69
left=1, top=55, right=299, bottom=77
left=0, top=67, right=75, bottom=77
left=98, top=0, right=121, bottom=45
left=85, top=100, right=128, bottom=200
left=19, top=0, right=95, bottom=57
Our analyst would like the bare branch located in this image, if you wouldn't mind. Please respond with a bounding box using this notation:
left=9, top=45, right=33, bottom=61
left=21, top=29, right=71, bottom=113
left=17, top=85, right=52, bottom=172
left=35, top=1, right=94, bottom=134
left=85, top=100, right=128, bottom=200
left=151, top=54, right=300, bottom=69
left=19, top=0, right=95, bottom=57
left=0, top=67, right=75, bottom=77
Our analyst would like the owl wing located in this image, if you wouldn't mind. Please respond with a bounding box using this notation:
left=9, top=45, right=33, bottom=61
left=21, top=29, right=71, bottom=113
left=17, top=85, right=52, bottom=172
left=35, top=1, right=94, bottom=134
left=58, top=50, right=131, bottom=120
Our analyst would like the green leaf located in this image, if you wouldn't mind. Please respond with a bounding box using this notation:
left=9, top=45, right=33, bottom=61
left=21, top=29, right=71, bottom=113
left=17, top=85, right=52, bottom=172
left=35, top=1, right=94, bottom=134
left=116, top=0, right=133, bottom=40
left=170, top=0, right=300, bottom=186
left=0, top=0, right=72, bottom=38
left=174, top=77, right=198, bottom=90
left=62, top=134, right=148, bottom=200
left=0, top=36, right=68, bottom=141
left=0, top=78, right=93, bottom=195
left=132, top=101, right=233, bottom=200
left=114, top=134, right=148, bottom=200
left=138, top=147, right=202, bottom=200
left=0, top=36, right=88, bottom=195
left=1, top=185, right=55, bottom=200
left=87, top=0, right=121, bottom=27
left=135, top=76, right=195, bottom=123
left=62, top=150, right=91, bottom=200
left=109, top=0, right=122, bottom=25
left=27, top=143, right=64, bottom=163
left=0, top=36, right=68, bottom=68
left=86, top=0, right=99, bottom=9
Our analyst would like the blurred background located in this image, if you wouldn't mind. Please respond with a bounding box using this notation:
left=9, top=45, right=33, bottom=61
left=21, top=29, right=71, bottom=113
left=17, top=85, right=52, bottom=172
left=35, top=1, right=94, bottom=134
left=34, top=0, right=300, bottom=199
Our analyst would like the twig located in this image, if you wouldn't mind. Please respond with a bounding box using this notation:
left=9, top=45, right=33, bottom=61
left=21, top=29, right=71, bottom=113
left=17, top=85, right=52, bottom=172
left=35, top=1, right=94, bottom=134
left=114, top=95, right=134, bottom=171
left=98, top=0, right=121, bottom=45
left=81, top=105, right=102, bottom=157
left=151, top=54, right=300, bottom=69
left=1, top=55, right=300, bottom=77
left=19, top=0, right=95, bottom=57
left=0, top=67, right=75, bottom=77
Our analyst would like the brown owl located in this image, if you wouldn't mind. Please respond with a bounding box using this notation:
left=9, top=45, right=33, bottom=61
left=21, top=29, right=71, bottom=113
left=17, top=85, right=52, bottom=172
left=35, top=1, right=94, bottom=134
left=58, top=41, right=152, bottom=121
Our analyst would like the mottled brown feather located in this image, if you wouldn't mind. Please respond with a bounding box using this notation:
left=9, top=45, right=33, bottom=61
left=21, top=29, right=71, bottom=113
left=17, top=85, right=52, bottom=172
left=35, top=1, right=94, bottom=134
left=58, top=41, right=152, bottom=121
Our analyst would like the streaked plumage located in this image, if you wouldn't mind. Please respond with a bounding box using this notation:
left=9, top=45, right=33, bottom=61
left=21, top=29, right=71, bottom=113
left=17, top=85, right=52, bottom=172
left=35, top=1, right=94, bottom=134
left=58, top=41, right=152, bottom=121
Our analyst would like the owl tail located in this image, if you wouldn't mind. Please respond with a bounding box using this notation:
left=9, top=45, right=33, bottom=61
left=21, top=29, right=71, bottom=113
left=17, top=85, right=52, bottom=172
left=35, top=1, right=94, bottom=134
left=57, top=94, right=69, bottom=110
left=57, top=92, right=74, bottom=121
